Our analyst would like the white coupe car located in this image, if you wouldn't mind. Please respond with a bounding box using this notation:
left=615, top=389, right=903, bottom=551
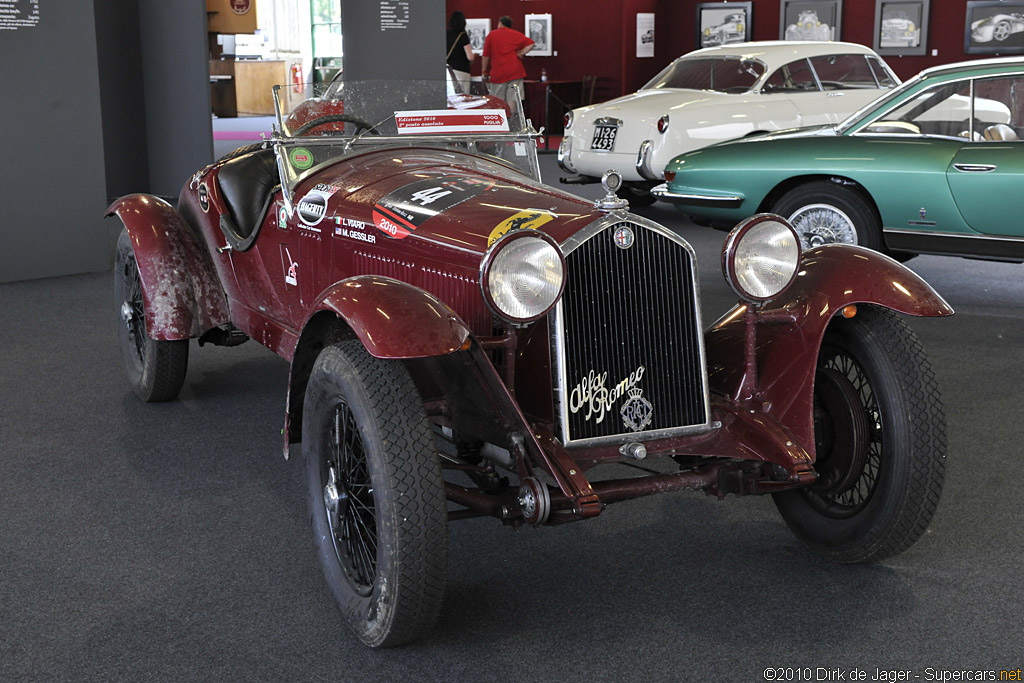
left=558, top=41, right=900, bottom=205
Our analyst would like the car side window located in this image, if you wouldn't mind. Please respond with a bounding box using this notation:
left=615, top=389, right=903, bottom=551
left=810, top=54, right=879, bottom=91
left=861, top=81, right=972, bottom=138
left=867, top=57, right=897, bottom=88
left=972, top=76, right=1024, bottom=142
left=762, top=59, right=818, bottom=93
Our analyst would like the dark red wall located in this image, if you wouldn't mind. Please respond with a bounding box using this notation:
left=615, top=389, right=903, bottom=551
left=447, top=0, right=996, bottom=98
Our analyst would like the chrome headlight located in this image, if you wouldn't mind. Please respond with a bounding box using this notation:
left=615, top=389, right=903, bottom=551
left=722, top=214, right=801, bottom=303
left=481, top=230, right=565, bottom=324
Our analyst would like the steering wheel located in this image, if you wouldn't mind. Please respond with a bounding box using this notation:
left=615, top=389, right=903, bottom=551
left=292, top=114, right=381, bottom=137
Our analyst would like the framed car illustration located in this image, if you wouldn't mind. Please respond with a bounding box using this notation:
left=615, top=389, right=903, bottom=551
left=525, top=13, right=552, bottom=57
left=965, top=0, right=1024, bottom=54
left=874, top=0, right=930, bottom=56
left=696, top=2, right=752, bottom=48
left=466, top=17, right=490, bottom=56
left=780, top=0, right=842, bottom=41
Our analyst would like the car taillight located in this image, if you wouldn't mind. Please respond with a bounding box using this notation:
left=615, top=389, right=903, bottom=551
left=564, top=111, right=574, bottom=129
left=664, top=170, right=676, bottom=182
left=657, top=115, right=669, bottom=134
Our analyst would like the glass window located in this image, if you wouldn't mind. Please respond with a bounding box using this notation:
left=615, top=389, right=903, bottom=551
left=643, top=57, right=765, bottom=93
left=868, top=57, right=897, bottom=88
left=862, top=81, right=972, bottom=137
left=810, top=54, right=878, bottom=90
left=762, top=59, right=818, bottom=93
left=973, top=76, right=1022, bottom=141
left=311, top=0, right=342, bottom=59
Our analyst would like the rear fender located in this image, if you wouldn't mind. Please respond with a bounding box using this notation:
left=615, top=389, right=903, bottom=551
left=106, top=194, right=229, bottom=340
left=706, top=243, right=952, bottom=454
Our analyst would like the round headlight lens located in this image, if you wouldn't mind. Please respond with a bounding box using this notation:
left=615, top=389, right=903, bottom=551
left=723, top=214, right=801, bottom=303
left=483, top=233, right=565, bottom=323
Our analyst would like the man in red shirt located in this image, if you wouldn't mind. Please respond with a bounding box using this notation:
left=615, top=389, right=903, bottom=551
left=481, top=15, right=534, bottom=106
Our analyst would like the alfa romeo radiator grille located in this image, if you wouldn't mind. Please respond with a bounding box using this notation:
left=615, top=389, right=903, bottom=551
left=555, top=219, right=709, bottom=445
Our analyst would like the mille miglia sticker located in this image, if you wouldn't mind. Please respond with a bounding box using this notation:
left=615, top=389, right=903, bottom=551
left=373, top=175, right=496, bottom=239
left=568, top=365, right=647, bottom=426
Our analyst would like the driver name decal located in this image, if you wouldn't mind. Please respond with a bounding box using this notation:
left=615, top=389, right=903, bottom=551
left=569, top=365, right=649, bottom=430
left=372, top=176, right=496, bottom=239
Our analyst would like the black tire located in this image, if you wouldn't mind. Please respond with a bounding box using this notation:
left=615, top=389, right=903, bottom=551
left=616, top=182, right=656, bottom=207
left=773, top=182, right=883, bottom=252
left=303, top=340, right=447, bottom=647
left=114, top=230, right=189, bottom=402
left=773, top=306, right=946, bottom=563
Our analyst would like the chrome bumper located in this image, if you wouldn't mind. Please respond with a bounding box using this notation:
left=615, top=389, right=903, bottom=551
left=650, top=183, right=743, bottom=208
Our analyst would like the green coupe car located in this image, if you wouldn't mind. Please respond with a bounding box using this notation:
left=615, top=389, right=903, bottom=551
left=654, top=58, right=1024, bottom=260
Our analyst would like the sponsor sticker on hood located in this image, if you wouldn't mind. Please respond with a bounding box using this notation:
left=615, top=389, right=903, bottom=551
left=487, top=209, right=554, bottom=246
left=372, top=175, right=495, bottom=239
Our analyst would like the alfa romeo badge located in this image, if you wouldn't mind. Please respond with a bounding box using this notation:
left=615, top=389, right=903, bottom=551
left=613, top=226, right=635, bottom=249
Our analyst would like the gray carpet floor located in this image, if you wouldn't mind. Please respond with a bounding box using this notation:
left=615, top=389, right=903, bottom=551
left=2, top=155, right=1022, bottom=680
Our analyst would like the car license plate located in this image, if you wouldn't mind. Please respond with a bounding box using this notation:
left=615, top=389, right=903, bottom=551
left=591, top=125, right=617, bottom=151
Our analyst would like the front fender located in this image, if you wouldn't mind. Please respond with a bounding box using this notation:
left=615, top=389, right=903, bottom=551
left=312, top=275, right=472, bottom=359
left=106, top=194, right=229, bottom=340
left=705, top=243, right=952, bottom=453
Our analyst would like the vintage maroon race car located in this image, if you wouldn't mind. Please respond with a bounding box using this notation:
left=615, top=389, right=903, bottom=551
left=108, top=79, right=951, bottom=647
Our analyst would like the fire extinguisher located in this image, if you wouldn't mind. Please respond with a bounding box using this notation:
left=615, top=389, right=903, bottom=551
left=291, top=63, right=304, bottom=94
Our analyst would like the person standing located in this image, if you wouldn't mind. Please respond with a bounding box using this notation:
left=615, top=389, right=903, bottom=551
left=481, top=15, right=534, bottom=106
left=446, top=11, right=474, bottom=93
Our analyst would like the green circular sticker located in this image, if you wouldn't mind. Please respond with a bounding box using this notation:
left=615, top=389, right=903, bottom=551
left=289, top=147, right=314, bottom=170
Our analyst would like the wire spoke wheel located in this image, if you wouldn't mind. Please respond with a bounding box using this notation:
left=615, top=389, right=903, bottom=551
left=304, top=340, right=447, bottom=647
left=322, top=398, right=377, bottom=594
left=773, top=306, right=947, bottom=563
left=804, top=351, right=883, bottom=517
left=113, top=229, right=188, bottom=402
left=773, top=182, right=883, bottom=253
left=788, top=203, right=857, bottom=249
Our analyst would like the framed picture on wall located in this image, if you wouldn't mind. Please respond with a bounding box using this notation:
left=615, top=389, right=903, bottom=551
left=524, top=13, right=552, bottom=57
left=465, top=18, right=490, bottom=56
left=874, top=0, right=929, bottom=55
left=965, top=1, right=1024, bottom=54
left=780, top=0, right=842, bottom=41
left=696, top=2, right=753, bottom=49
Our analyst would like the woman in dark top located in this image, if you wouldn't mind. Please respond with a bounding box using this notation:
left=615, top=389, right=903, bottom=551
left=446, top=11, right=474, bottom=93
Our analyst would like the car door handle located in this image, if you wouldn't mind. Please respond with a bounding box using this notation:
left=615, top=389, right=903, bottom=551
left=826, top=91, right=844, bottom=98
left=953, top=163, right=997, bottom=172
